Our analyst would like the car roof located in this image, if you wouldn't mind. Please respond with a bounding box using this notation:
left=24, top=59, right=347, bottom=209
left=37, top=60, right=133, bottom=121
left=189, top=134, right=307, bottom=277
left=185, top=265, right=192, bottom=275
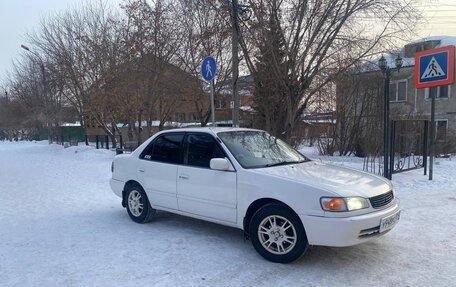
left=159, top=127, right=264, bottom=135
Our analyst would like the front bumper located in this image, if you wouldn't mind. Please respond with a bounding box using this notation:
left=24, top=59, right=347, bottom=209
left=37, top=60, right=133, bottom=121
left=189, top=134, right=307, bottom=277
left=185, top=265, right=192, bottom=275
left=110, top=178, right=124, bottom=198
left=300, top=200, right=400, bottom=247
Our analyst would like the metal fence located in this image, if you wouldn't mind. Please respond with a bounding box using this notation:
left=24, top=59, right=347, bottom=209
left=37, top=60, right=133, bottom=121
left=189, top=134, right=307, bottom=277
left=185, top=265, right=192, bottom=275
left=85, top=135, right=125, bottom=150
left=390, top=120, right=428, bottom=175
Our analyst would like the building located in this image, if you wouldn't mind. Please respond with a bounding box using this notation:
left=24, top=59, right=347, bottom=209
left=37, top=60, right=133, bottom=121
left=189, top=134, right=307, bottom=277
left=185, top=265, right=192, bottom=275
left=213, top=75, right=255, bottom=126
left=337, top=36, right=456, bottom=155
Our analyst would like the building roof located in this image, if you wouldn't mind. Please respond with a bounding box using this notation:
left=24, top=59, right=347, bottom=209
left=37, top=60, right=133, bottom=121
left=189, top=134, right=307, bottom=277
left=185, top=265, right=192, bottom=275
left=358, top=36, right=456, bottom=73
left=408, top=36, right=456, bottom=47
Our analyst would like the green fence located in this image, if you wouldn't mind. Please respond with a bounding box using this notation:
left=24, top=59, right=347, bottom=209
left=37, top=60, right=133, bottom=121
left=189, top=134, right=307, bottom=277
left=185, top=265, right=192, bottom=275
left=35, top=126, right=85, bottom=142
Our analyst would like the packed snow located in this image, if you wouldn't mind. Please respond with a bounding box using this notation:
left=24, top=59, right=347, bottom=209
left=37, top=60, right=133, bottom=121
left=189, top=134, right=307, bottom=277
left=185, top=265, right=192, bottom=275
left=0, top=141, right=455, bottom=286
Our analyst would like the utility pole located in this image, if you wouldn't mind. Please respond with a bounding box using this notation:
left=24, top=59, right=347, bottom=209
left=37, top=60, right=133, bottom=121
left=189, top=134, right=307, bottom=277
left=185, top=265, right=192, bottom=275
left=231, top=0, right=239, bottom=127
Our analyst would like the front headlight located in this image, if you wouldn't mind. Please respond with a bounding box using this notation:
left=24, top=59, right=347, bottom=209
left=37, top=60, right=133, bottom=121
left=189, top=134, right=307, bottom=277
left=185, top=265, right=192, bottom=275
left=321, top=197, right=369, bottom=212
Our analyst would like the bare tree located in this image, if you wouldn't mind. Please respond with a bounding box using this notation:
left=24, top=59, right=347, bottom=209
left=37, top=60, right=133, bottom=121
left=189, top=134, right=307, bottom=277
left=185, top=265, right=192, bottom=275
left=6, top=51, right=64, bottom=140
left=0, top=80, right=44, bottom=140
left=118, top=0, right=184, bottom=141
left=26, top=1, right=119, bottom=144
left=174, top=0, right=233, bottom=126
left=2, top=0, right=422, bottom=148
left=233, top=0, right=420, bottom=142
left=337, top=69, right=385, bottom=156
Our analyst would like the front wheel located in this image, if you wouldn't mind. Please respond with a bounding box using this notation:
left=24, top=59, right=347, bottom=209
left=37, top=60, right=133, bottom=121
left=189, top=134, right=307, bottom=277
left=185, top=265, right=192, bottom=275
left=125, top=183, right=155, bottom=223
left=249, top=203, right=308, bottom=263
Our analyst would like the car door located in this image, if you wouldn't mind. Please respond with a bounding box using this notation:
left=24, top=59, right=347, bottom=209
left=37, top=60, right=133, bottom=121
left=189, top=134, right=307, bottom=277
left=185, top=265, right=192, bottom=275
left=137, top=133, right=184, bottom=210
left=177, top=133, right=237, bottom=223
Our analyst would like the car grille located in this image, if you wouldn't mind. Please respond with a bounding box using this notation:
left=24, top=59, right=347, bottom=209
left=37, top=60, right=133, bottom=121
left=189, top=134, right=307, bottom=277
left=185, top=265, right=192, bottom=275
left=369, top=191, right=394, bottom=208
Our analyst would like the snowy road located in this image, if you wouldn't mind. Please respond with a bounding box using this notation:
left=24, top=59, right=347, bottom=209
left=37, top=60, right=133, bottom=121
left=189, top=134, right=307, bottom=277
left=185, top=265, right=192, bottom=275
left=0, top=141, right=455, bottom=287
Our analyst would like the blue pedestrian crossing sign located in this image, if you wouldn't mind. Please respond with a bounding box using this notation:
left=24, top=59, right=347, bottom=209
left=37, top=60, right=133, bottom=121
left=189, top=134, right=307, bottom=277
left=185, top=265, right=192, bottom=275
left=201, top=56, right=217, bottom=82
left=414, top=45, right=454, bottom=89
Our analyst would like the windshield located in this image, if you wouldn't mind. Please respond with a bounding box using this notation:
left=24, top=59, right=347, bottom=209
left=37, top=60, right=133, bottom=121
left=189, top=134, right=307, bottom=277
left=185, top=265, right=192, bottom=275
left=217, top=131, right=308, bottom=169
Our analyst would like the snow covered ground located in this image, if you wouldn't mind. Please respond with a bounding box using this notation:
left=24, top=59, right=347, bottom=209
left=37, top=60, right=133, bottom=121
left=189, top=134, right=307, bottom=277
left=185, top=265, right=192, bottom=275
left=0, top=141, right=455, bottom=287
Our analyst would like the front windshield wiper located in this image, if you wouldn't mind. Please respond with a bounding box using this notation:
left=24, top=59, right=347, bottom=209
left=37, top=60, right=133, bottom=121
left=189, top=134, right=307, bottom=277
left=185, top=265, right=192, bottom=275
left=264, top=160, right=305, bottom=168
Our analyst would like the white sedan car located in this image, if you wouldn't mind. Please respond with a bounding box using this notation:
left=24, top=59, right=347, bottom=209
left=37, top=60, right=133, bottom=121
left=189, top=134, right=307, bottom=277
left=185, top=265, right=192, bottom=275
left=110, top=128, right=400, bottom=263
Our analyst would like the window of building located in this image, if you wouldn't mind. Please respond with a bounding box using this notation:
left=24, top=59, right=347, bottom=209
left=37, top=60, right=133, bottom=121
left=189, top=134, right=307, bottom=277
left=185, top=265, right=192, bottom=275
left=189, top=113, right=199, bottom=122
left=216, top=98, right=227, bottom=109
left=175, top=113, right=185, bottom=122
left=389, top=83, right=396, bottom=102
left=425, top=85, right=450, bottom=99
left=389, top=80, right=407, bottom=102
left=183, top=133, right=226, bottom=168
left=140, top=134, right=184, bottom=164
left=436, top=120, right=448, bottom=141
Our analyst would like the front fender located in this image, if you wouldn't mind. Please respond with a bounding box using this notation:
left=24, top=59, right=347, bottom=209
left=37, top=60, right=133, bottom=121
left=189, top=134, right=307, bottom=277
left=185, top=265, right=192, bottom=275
left=236, top=170, right=334, bottom=229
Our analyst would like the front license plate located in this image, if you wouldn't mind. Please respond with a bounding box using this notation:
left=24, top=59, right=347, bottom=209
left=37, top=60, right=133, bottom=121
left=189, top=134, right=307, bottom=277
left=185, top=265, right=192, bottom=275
left=379, top=211, right=400, bottom=233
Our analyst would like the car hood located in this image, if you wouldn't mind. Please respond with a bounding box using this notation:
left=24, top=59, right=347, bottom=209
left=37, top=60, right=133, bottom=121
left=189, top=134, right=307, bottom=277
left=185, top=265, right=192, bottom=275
left=252, top=161, right=392, bottom=198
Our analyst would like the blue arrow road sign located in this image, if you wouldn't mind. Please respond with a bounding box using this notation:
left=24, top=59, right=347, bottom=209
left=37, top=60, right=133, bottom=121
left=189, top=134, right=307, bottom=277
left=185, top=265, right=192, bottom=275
left=201, top=56, right=217, bottom=82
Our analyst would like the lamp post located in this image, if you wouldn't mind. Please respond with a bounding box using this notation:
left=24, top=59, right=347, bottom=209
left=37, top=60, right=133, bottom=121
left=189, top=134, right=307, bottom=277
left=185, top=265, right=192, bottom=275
left=21, top=44, right=51, bottom=142
left=378, top=54, right=403, bottom=179
left=21, top=45, right=47, bottom=97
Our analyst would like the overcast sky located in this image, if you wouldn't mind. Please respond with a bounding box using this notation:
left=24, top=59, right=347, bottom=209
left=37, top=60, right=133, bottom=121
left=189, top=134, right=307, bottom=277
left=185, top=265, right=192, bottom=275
left=0, top=0, right=122, bottom=83
left=1, top=0, right=456, bottom=84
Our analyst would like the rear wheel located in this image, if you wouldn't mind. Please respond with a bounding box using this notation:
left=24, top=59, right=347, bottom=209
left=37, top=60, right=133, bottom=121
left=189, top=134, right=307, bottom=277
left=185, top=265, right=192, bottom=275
left=249, top=203, right=308, bottom=263
left=125, top=183, right=155, bottom=223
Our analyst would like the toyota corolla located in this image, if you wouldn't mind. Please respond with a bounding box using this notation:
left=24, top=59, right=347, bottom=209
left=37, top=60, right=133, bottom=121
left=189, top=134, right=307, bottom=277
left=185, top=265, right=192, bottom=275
left=110, top=128, right=400, bottom=263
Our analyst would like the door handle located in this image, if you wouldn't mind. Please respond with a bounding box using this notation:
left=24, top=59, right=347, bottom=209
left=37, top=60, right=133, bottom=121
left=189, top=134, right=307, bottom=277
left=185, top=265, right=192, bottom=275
left=139, top=169, right=145, bottom=173
left=179, top=175, right=189, bottom=179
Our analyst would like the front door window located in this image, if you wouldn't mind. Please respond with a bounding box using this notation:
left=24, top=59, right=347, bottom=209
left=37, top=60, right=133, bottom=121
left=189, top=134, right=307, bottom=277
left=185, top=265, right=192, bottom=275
left=183, top=134, right=225, bottom=168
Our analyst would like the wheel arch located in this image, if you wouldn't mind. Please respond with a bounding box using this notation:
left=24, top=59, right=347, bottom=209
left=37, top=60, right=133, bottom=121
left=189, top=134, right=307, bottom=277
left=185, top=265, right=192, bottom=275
left=243, top=198, right=302, bottom=239
left=122, top=180, right=144, bottom=208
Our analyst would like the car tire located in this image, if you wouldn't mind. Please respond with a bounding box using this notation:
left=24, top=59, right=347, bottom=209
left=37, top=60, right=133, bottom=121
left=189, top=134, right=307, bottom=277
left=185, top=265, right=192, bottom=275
left=125, top=183, right=155, bottom=223
left=249, top=203, right=308, bottom=263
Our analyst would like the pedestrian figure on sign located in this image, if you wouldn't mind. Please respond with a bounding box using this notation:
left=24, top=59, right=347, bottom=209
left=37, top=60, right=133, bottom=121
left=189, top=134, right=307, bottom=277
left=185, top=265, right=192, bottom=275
left=426, top=59, right=442, bottom=77
left=206, top=61, right=213, bottom=78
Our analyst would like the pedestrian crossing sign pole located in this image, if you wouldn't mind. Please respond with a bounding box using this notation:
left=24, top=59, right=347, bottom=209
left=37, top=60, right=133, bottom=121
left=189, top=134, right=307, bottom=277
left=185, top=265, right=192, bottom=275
left=414, top=45, right=455, bottom=180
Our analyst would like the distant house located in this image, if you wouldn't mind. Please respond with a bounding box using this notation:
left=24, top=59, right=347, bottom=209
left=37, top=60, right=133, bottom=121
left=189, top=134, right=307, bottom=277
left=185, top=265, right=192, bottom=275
left=214, top=75, right=255, bottom=126
left=302, top=111, right=336, bottom=138
left=336, top=36, right=456, bottom=154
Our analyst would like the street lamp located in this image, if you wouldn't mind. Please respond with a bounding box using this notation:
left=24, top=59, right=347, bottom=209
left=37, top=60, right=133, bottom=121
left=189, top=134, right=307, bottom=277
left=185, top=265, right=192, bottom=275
left=21, top=44, right=47, bottom=101
left=21, top=44, right=51, bottom=141
left=378, top=53, right=403, bottom=179
left=21, top=44, right=45, bottom=77
left=20, top=44, right=31, bottom=52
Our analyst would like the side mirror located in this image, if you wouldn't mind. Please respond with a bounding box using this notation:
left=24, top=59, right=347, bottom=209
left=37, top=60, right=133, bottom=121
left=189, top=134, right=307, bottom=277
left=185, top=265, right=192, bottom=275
left=210, top=158, right=230, bottom=171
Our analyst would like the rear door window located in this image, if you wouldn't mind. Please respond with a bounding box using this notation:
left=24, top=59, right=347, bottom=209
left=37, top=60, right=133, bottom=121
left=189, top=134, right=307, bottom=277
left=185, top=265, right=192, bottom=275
left=141, top=134, right=184, bottom=164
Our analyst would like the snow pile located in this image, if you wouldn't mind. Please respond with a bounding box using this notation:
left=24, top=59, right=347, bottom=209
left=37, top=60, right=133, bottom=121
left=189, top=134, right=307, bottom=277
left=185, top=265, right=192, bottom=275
left=0, top=141, right=455, bottom=286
